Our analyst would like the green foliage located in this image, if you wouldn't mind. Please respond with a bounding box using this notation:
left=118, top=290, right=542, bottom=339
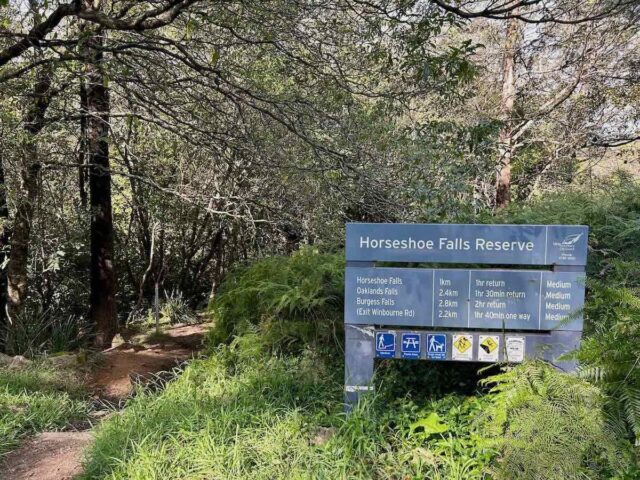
left=208, top=247, right=345, bottom=353
left=498, top=174, right=640, bottom=280
left=83, top=177, right=640, bottom=479
left=160, top=290, right=199, bottom=325
left=406, top=119, right=499, bottom=222
left=81, top=340, right=341, bottom=479
left=500, top=177, right=640, bottom=447
left=81, top=329, right=496, bottom=479
left=577, top=281, right=640, bottom=444
left=0, top=364, right=87, bottom=455
left=2, top=306, right=88, bottom=357
left=410, top=412, right=449, bottom=437
left=480, top=361, right=633, bottom=480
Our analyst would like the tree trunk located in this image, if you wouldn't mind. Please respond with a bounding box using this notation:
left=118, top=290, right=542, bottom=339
left=495, top=17, right=520, bottom=209
left=78, top=76, right=88, bottom=208
left=83, top=22, right=116, bottom=348
left=0, top=152, right=11, bottom=341
left=6, top=63, right=53, bottom=320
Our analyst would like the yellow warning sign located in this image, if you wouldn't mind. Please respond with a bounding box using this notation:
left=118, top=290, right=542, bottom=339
left=481, top=337, right=498, bottom=354
left=454, top=336, right=471, bottom=353
left=452, top=334, right=473, bottom=361
left=478, top=335, right=500, bottom=362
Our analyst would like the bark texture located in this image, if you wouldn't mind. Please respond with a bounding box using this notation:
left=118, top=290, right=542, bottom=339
left=0, top=153, right=10, bottom=336
left=83, top=19, right=117, bottom=348
left=495, top=16, right=520, bottom=209
left=6, top=63, right=53, bottom=320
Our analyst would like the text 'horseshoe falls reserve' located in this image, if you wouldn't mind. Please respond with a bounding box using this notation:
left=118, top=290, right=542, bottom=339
left=344, top=222, right=588, bottom=407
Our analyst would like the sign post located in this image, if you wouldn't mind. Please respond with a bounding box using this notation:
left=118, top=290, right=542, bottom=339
left=344, top=223, right=588, bottom=409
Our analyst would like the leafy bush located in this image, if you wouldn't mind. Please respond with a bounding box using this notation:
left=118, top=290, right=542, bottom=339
left=0, top=364, right=87, bottom=454
left=500, top=176, right=640, bottom=448
left=577, top=282, right=640, bottom=446
left=208, top=247, right=344, bottom=353
left=160, top=290, right=199, bottom=325
left=480, top=361, right=634, bottom=480
left=2, top=306, right=88, bottom=357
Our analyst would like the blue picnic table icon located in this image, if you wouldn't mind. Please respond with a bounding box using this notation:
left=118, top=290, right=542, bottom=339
left=401, top=333, right=421, bottom=359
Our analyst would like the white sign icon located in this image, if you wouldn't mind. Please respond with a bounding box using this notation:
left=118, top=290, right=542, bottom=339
left=506, top=336, right=525, bottom=363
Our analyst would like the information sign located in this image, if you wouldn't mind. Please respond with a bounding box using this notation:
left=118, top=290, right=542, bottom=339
left=346, top=223, right=588, bottom=265
left=401, top=333, right=421, bottom=359
left=426, top=334, right=447, bottom=360
left=345, top=267, right=585, bottom=331
left=344, top=223, right=588, bottom=410
left=375, top=332, right=396, bottom=358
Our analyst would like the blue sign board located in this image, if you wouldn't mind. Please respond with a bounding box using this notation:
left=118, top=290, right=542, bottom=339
left=344, top=223, right=588, bottom=410
left=401, top=333, right=421, bottom=359
left=375, top=332, right=396, bottom=358
left=345, top=267, right=585, bottom=331
left=426, top=334, right=447, bottom=360
left=346, top=223, right=588, bottom=266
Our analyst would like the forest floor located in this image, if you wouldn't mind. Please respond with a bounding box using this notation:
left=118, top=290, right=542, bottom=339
left=0, top=323, right=209, bottom=480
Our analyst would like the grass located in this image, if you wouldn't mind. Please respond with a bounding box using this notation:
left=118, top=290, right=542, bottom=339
left=81, top=332, right=498, bottom=480
left=0, top=363, right=88, bottom=455
left=81, top=341, right=637, bottom=479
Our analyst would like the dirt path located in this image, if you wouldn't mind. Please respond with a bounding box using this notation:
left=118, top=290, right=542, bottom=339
left=91, top=324, right=207, bottom=400
left=0, top=323, right=208, bottom=480
left=1, top=432, right=92, bottom=480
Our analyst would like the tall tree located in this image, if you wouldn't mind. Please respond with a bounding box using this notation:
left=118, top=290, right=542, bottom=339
left=81, top=15, right=116, bottom=348
left=6, top=61, right=54, bottom=319
left=495, top=17, right=520, bottom=209
left=0, top=0, right=203, bottom=347
left=0, top=147, right=9, bottom=335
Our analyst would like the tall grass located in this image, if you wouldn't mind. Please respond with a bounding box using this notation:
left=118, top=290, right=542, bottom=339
left=2, top=306, right=88, bottom=357
left=81, top=333, right=497, bottom=479
left=82, top=330, right=636, bottom=479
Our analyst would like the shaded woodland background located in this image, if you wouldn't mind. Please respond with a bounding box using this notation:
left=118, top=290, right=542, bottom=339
left=0, top=2, right=640, bottom=479
left=0, top=1, right=638, bottom=349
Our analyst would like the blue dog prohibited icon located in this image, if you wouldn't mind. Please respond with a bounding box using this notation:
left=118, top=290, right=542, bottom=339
left=401, top=333, right=421, bottom=359
left=427, top=334, right=447, bottom=360
left=375, top=332, right=396, bottom=358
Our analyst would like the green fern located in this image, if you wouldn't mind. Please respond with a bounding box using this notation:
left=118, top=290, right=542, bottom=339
left=479, top=361, right=634, bottom=480
left=208, top=247, right=344, bottom=354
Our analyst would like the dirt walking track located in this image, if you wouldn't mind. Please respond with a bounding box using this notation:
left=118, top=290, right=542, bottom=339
left=0, top=324, right=208, bottom=480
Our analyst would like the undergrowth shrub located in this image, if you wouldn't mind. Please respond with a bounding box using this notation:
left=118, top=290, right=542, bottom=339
left=2, top=305, right=88, bottom=356
left=126, top=290, right=198, bottom=329
left=577, top=281, right=640, bottom=446
left=160, top=290, right=199, bottom=325
left=208, top=247, right=344, bottom=354
left=500, top=176, right=640, bottom=449
left=480, top=361, right=634, bottom=480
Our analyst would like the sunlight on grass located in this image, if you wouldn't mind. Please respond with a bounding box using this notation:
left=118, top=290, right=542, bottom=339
left=0, top=364, right=88, bottom=455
